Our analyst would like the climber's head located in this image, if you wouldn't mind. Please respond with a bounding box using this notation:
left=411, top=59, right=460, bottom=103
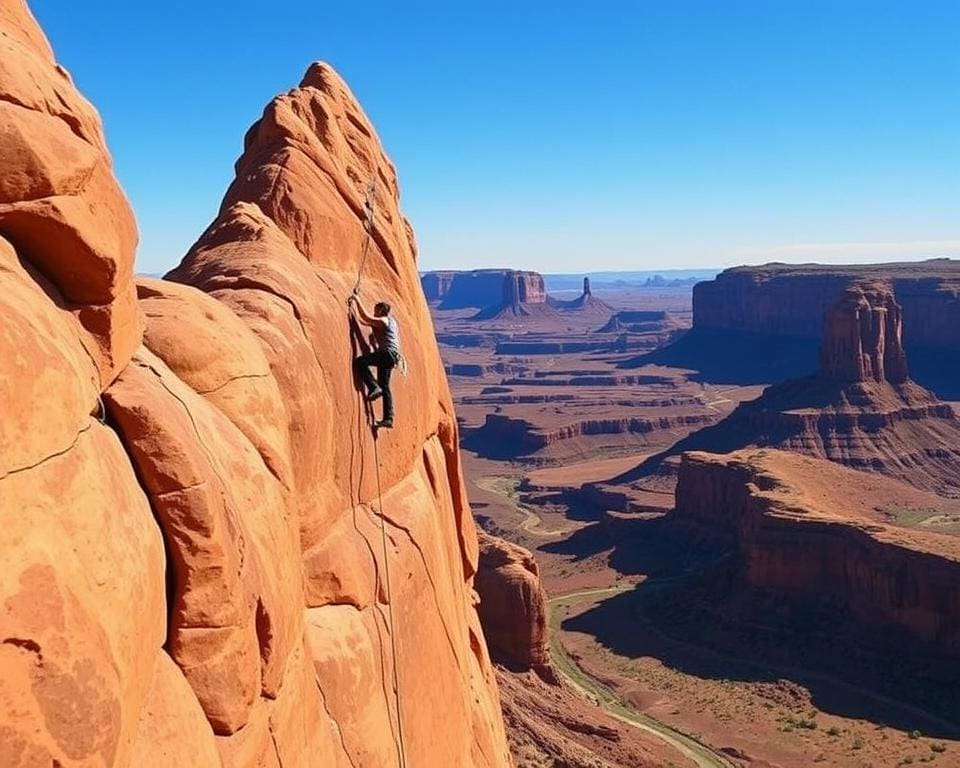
left=374, top=301, right=391, bottom=317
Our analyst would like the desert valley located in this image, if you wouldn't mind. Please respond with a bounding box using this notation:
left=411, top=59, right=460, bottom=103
left=427, top=264, right=960, bottom=768
left=2, top=2, right=959, bottom=768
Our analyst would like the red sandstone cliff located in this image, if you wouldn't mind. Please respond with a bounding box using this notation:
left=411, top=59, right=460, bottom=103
left=614, top=284, right=960, bottom=496
left=675, top=450, right=960, bottom=658
left=643, top=260, right=960, bottom=394
left=693, top=261, right=960, bottom=350
left=0, top=4, right=511, bottom=765
left=474, top=532, right=552, bottom=676
left=820, top=283, right=909, bottom=384
left=472, top=533, right=678, bottom=768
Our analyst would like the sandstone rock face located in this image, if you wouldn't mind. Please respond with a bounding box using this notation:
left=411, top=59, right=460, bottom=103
left=0, top=5, right=511, bottom=766
left=421, top=268, right=549, bottom=314
left=163, top=59, right=509, bottom=768
left=673, top=260, right=960, bottom=394
left=0, top=5, right=162, bottom=766
left=630, top=286, right=960, bottom=496
left=0, top=0, right=139, bottom=383
left=675, top=450, right=960, bottom=657
left=820, top=284, right=908, bottom=384
left=475, top=532, right=552, bottom=675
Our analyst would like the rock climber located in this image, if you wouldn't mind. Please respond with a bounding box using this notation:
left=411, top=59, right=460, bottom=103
left=348, top=292, right=401, bottom=429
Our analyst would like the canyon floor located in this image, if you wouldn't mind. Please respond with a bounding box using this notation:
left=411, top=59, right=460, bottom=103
left=433, top=285, right=960, bottom=768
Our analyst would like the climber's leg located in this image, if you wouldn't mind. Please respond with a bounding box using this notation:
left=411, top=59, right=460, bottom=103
left=355, top=351, right=385, bottom=400
left=377, top=358, right=395, bottom=427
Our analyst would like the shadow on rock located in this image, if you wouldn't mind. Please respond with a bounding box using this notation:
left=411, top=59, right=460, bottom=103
left=565, top=559, right=960, bottom=739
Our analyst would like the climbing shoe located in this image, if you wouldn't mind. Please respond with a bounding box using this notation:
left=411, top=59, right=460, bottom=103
left=375, top=418, right=393, bottom=429
left=365, top=386, right=383, bottom=402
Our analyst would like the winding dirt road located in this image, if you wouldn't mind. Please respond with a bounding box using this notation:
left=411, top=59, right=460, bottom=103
left=548, top=586, right=736, bottom=768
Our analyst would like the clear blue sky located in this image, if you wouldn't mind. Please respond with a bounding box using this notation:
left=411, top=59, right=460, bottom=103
left=31, top=1, right=960, bottom=275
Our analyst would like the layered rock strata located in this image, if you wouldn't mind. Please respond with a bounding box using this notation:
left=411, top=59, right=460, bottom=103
left=675, top=450, right=960, bottom=658
left=618, top=284, right=960, bottom=496
left=644, top=260, right=960, bottom=393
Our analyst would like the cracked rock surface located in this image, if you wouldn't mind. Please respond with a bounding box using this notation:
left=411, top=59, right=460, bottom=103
left=0, top=3, right=510, bottom=765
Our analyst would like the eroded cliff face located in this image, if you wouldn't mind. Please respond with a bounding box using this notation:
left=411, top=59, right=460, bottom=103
left=634, top=284, right=960, bottom=496
left=474, top=532, right=551, bottom=675
left=0, top=3, right=510, bottom=766
left=421, top=268, right=548, bottom=313
left=675, top=450, right=960, bottom=657
left=693, top=261, right=960, bottom=350
left=820, top=284, right=909, bottom=384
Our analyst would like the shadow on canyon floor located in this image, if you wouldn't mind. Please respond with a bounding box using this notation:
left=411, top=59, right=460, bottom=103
left=620, top=329, right=820, bottom=385
left=561, top=544, right=960, bottom=739
left=622, top=328, right=960, bottom=400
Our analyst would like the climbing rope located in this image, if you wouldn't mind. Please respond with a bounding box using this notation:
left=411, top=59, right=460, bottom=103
left=349, top=171, right=408, bottom=768
left=373, top=433, right=409, bottom=768
left=352, top=175, right=378, bottom=296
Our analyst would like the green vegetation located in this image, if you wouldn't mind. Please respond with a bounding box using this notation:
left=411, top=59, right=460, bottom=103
left=779, top=713, right=818, bottom=732
left=883, top=506, right=942, bottom=526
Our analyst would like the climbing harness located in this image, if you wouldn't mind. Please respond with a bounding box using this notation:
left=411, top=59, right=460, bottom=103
left=350, top=173, right=409, bottom=768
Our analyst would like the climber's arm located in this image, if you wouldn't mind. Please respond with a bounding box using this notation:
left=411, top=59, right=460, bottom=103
left=349, top=295, right=386, bottom=327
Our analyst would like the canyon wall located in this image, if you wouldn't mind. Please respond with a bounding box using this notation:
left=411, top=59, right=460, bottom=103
left=469, top=413, right=715, bottom=458
left=632, top=261, right=960, bottom=390
left=643, top=284, right=960, bottom=495
left=422, top=268, right=548, bottom=311
left=693, top=261, right=960, bottom=350
left=0, top=4, right=510, bottom=766
left=820, top=284, right=909, bottom=383
left=675, top=450, right=960, bottom=658
left=674, top=261, right=960, bottom=393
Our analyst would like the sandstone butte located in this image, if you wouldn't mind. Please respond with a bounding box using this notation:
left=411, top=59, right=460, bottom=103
left=0, top=1, right=516, bottom=765
left=604, top=282, right=960, bottom=499
left=675, top=449, right=960, bottom=658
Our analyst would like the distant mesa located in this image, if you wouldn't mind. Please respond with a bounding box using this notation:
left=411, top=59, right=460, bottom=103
left=617, top=282, right=960, bottom=496
left=634, top=258, right=960, bottom=397
left=422, top=269, right=617, bottom=321
left=642, top=274, right=701, bottom=288
left=421, top=269, right=545, bottom=309
left=472, top=270, right=558, bottom=320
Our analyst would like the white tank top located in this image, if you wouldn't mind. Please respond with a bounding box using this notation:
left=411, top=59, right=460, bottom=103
left=381, top=316, right=401, bottom=358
